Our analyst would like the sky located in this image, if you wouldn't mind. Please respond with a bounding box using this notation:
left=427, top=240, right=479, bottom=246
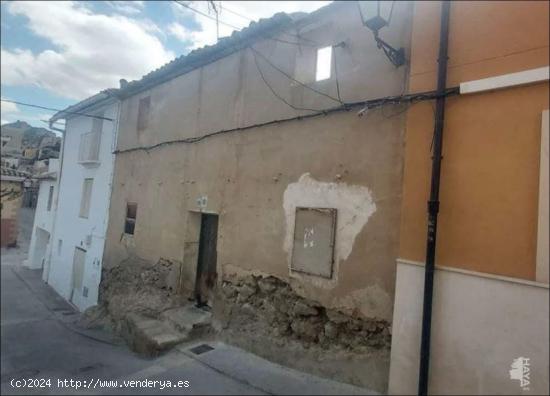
left=0, top=0, right=331, bottom=130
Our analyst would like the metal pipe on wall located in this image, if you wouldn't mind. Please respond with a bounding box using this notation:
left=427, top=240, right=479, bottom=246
left=418, top=1, right=451, bottom=395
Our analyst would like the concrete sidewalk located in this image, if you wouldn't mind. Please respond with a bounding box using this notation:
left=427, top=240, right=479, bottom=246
left=1, top=263, right=377, bottom=395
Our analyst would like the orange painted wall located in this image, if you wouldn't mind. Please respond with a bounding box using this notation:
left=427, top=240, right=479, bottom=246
left=399, top=1, right=549, bottom=280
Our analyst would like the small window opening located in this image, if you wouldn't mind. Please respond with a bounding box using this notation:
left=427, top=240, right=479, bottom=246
left=125, top=202, right=137, bottom=235
left=79, top=178, right=93, bottom=218
left=315, top=46, right=332, bottom=81
left=58, top=239, right=63, bottom=255
left=47, top=186, right=54, bottom=211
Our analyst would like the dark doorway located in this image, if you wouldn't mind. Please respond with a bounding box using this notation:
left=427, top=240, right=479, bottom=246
left=194, top=213, right=219, bottom=307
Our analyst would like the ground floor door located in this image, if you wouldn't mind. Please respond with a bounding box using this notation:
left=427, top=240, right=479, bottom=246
left=194, top=214, right=218, bottom=306
left=71, top=247, right=86, bottom=304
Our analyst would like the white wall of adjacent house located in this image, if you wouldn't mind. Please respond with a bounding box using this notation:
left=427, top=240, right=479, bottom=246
left=45, top=101, right=118, bottom=312
left=388, top=260, right=549, bottom=395
left=26, top=159, right=59, bottom=270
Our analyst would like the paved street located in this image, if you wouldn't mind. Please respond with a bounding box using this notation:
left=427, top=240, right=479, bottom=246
left=1, top=209, right=374, bottom=395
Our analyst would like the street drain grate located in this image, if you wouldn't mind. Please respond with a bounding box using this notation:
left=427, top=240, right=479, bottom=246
left=189, top=344, right=214, bottom=355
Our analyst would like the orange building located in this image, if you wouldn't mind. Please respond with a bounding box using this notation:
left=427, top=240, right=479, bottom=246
left=388, top=1, right=549, bottom=394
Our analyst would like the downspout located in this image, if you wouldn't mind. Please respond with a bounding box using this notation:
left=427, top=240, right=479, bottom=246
left=418, top=1, right=451, bottom=395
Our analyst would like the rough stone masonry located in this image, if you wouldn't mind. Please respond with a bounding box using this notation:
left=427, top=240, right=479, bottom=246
left=216, top=274, right=391, bottom=350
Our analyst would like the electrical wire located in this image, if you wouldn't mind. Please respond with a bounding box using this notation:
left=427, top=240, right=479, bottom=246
left=172, top=0, right=317, bottom=47
left=0, top=99, right=114, bottom=121
left=249, top=46, right=343, bottom=104
left=333, top=45, right=343, bottom=103
left=220, top=3, right=321, bottom=46
left=174, top=0, right=242, bottom=30
left=251, top=47, right=322, bottom=112
left=114, top=87, right=459, bottom=155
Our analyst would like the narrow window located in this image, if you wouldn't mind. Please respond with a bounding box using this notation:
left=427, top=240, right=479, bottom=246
left=137, top=96, right=151, bottom=131
left=315, top=46, right=332, bottom=81
left=78, top=112, right=103, bottom=163
left=47, top=186, right=54, bottom=211
left=57, top=239, right=63, bottom=255
left=79, top=178, right=93, bottom=218
left=124, top=202, right=137, bottom=235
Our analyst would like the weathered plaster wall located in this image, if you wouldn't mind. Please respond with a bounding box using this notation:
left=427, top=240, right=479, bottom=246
left=26, top=178, right=57, bottom=269
left=104, top=2, right=412, bottom=321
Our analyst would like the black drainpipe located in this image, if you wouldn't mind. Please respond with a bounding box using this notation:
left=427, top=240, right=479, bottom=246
left=418, top=1, right=451, bottom=395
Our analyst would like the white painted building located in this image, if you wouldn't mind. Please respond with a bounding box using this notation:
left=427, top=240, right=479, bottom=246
left=26, top=159, right=60, bottom=271
left=44, top=90, right=119, bottom=311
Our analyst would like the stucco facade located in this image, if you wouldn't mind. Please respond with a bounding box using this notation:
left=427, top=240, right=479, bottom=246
left=26, top=159, right=59, bottom=270
left=45, top=98, right=119, bottom=312
left=389, top=1, right=549, bottom=394
left=103, top=2, right=413, bottom=325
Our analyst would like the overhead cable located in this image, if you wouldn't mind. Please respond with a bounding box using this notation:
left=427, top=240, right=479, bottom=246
left=114, top=87, right=460, bottom=155
left=0, top=99, right=114, bottom=121
left=173, top=0, right=317, bottom=47
left=249, top=46, right=343, bottom=104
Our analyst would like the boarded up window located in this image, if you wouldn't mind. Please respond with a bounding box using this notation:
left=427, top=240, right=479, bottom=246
left=79, top=178, right=93, bottom=218
left=124, top=202, right=137, bottom=235
left=78, top=112, right=103, bottom=162
left=47, top=186, right=54, bottom=211
left=137, top=96, right=150, bottom=131
left=78, top=131, right=101, bottom=162
left=291, top=207, right=336, bottom=279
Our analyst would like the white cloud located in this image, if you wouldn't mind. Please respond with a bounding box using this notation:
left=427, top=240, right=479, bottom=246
left=0, top=99, right=19, bottom=114
left=0, top=98, right=21, bottom=124
left=105, top=1, right=145, bottom=15
left=1, top=1, right=174, bottom=100
left=169, top=1, right=331, bottom=50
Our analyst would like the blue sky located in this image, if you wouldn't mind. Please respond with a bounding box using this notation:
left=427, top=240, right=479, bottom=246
left=0, top=1, right=330, bottom=130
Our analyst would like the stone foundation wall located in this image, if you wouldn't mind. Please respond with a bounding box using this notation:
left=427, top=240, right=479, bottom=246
left=216, top=275, right=391, bottom=350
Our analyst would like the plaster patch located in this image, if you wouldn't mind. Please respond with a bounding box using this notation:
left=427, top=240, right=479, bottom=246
left=283, top=173, right=376, bottom=281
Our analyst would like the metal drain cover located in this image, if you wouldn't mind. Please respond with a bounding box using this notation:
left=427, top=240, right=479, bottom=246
left=189, top=344, right=214, bottom=355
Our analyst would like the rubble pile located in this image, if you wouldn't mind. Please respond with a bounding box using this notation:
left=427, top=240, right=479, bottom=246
left=80, top=257, right=184, bottom=333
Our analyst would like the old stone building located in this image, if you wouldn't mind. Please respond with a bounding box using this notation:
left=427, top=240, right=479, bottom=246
left=100, top=1, right=413, bottom=390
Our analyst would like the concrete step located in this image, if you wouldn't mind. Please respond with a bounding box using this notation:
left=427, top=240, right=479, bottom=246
left=160, top=305, right=212, bottom=335
left=122, top=305, right=212, bottom=357
left=123, top=313, right=190, bottom=357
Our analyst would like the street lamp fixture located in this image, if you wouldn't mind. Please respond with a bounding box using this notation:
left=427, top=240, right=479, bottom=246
left=357, top=1, right=406, bottom=67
